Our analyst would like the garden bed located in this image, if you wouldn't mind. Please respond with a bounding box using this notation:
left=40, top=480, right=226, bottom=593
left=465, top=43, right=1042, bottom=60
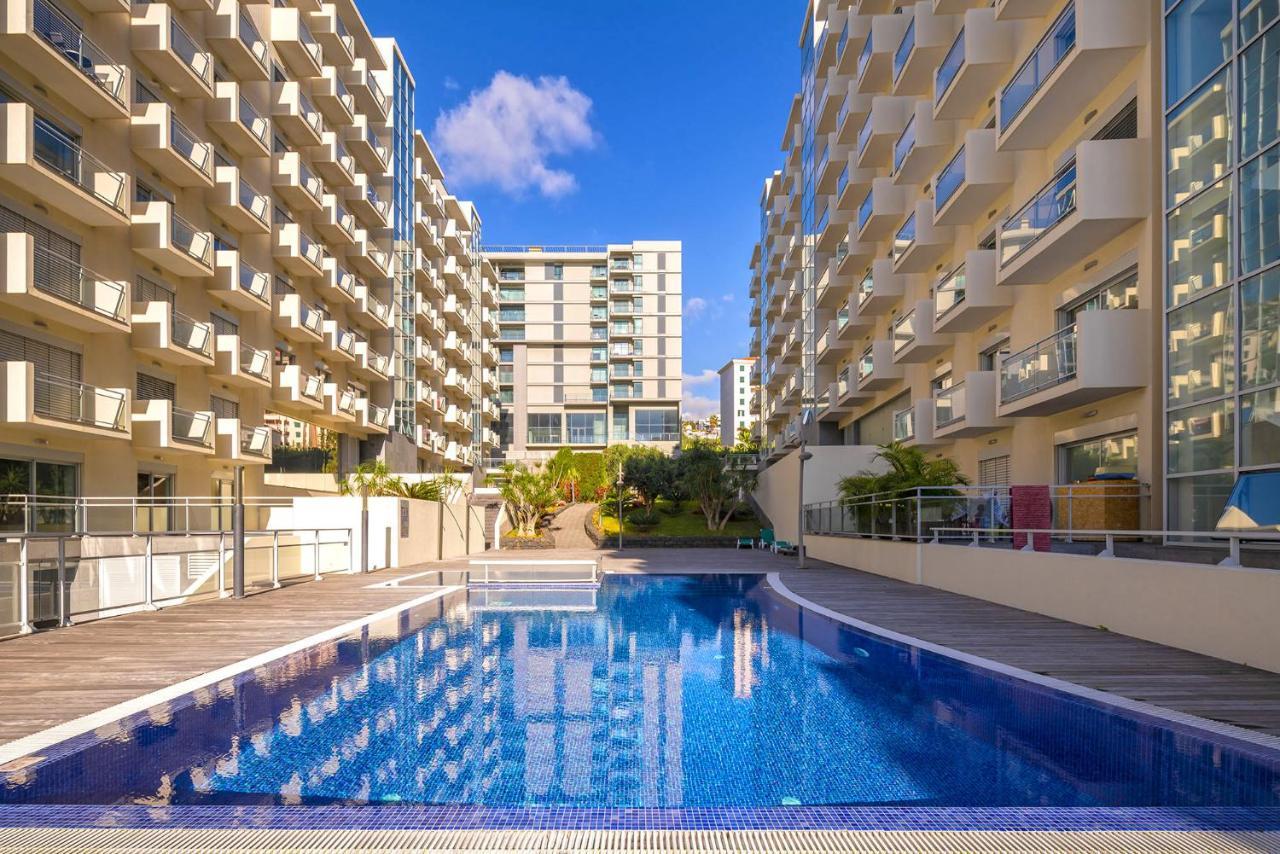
left=588, top=500, right=760, bottom=548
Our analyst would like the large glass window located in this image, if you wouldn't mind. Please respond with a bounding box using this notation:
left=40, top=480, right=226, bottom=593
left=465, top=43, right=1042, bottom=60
left=1165, top=0, right=1232, bottom=108
left=1166, top=71, right=1231, bottom=207
left=634, top=409, right=678, bottom=442
left=1168, top=289, right=1234, bottom=407
left=1166, top=178, right=1231, bottom=307
left=1239, top=144, right=1280, bottom=273
left=1168, top=471, right=1236, bottom=530
left=1240, top=0, right=1280, bottom=42
left=1241, top=267, right=1280, bottom=387
left=566, top=412, right=605, bottom=444
left=1059, top=432, right=1139, bottom=483
left=1168, top=398, right=1236, bottom=473
left=0, top=458, right=78, bottom=532
left=527, top=413, right=561, bottom=445
left=1240, top=20, right=1280, bottom=158
left=1241, top=387, right=1280, bottom=465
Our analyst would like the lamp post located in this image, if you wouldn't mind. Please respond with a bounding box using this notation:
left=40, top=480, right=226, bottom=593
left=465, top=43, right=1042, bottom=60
left=797, top=439, right=814, bottom=569
left=232, top=464, right=245, bottom=598
left=615, top=462, right=624, bottom=551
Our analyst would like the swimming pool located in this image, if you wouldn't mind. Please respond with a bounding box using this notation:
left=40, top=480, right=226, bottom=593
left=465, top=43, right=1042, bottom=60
left=1, top=574, right=1278, bottom=831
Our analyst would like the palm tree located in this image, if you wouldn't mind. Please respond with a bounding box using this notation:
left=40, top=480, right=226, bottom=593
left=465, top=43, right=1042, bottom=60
left=338, top=460, right=403, bottom=499
left=498, top=463, right=560, bottom=537
left=838, top=441, right=969, bottom=501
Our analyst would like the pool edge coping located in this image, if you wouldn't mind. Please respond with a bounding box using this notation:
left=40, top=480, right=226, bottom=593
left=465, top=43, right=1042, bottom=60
left=765, top=571, right=1280, bottom=756
left=0, top=584, right=465, bottom=768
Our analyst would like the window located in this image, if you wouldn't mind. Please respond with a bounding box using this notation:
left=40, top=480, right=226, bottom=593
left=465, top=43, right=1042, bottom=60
left=1239, top=145, right=1280, bottom=274
left=1167, top=288, right=1234, bottom=407
left=1168, top=399, right=1235, bottom=473
left=137, top=471, right=175, bottom=532
left=499, top=266, right=523, bottom=281
left=209, top=395, right=238, bottom=420
left=1166, top=71, right=1230, bottom=207
left=499, top=348, right=513, bottom=363
left=1059, top=269, right=1138, bottom=326
left=545, top=263, right=563, bottom=280
left=1241, top=387, right=1280, bottom=466
left=634, top=409, right=678, bottom=442
left=1059, top=432, right=1138, bottom=483
left=1165, top=0, right=1232, bottom=108
left=978, top=455, right=1011, bottom=487
left=1240, top=20, right=1280, bottom=157
left=566, top=412, right=605, bottom=444
left=979, top=339, right=1010, bottom=372
left=0, top=457, right=78, bottom=533
left=527, top=413, right=561, bottom=444
left=1241, top=268, right=1280, bottom=388
left=1166, top=179, right=1230, bottom=307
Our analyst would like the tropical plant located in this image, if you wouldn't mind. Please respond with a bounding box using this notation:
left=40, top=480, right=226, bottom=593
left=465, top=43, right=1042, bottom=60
left=733, top=426, right=760, bottom=454
left=498, top=463, right=561, bottom=537
left=677, top=445, right=758, bottom=531
left=395, top=473, right=463, bottom=503
left=545, top=447, right=582, bottom=502
left=623, top=449, right=676, bottom=512
left=339, top=460, right=403, bottom=500
left=837, top=441, right=969, bottom=502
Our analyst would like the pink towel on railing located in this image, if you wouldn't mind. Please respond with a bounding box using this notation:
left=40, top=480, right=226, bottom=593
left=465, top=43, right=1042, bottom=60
left=1010, top=485, right=1051, bottom=552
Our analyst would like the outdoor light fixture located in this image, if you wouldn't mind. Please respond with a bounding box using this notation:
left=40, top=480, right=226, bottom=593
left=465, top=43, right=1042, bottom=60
left=797, top=438, right=814, bottom=569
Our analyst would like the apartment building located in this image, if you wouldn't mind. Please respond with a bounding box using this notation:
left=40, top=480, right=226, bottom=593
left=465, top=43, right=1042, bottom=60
left=719, top=357, right=757, bottom=446
left=486, top=244, right=683, bottom=461
left=750, top=1, right=1181, bottom=522
left=0, top=0, right=497, bottom=518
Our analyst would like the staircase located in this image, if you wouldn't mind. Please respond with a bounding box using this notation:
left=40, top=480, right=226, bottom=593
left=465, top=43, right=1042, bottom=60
left=468, top=490, right=505, bottom=549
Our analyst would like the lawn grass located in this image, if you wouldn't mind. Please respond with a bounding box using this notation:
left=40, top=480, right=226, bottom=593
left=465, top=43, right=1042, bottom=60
left=598, top=499, right=761, bottom=538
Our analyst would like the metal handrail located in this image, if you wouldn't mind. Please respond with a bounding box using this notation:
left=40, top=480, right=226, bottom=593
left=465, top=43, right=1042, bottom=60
left=237, top=259, right=269, bottom=303
left=238, top=95, right=269, bottom=146
left=239, top=342, right=270, bottom=379
left=171, top=406, right=213, bottom=447
left=172, top=309, right=213, bottom=357
left=171, top=211, right=212, bottom=265
left=30, top=243, right=126, bottom=322
left=169, top=16, right=212, bottom=87
left=31, top=370, right=126, bottom=430
left=1000, top=2, right=1076, bottom=130
left=237, top=8, right=268, bottom=67
left=484, top=245, right=610, bottom=254
left=238, top=177, right=270, bottom=224
left=239, top=424, right=270, bottom=456
left=31, top=115, right=125, bottom=212
left=1000, top=157, right=1077, bottom=266
left=934, top=379, right=966, bottom=426
left=1001, top=322, right=1077, bottom=403
left=32, top=0, right=126, bottom=105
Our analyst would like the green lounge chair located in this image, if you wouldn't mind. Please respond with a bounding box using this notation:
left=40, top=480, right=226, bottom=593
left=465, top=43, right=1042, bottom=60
left=757, top=528, right=775, bottom=550
left=736, top=535, right=755, bottom=550
left=774, top=540, right=797, bottom=556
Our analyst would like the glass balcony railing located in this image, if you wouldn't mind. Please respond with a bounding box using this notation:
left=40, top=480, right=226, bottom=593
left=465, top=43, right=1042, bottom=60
left=238, top=95, right=269, bottom=147
left=893, top=115, right=916, bottom=174
left=32, top=369, right=126, bottom=430
left=239, top=343, right=270, bottom=380
left=836, top=307, right=849, bottom=330
left=170, top=17, right=212, bottom=89
left=858, top=191, right=873, bottom=232
left=170, top=114, right=212, bottom=176
left=238, top=8, right=267, bottom=67
left=857, top=30, right=873, bottom=79
left=368, top=73, right=389, bottom=115
left=299, top=20, right=322, bottom=66
left=301, top=372, right=322, bottom=401
left=892, top=310, right=917, bottom=353
left=32, top=0, right=126, bottom=105
left=298, top=92, right=322, bottom=135
left=31, top=115, right=125, bottom=212
left=893, top=214, right=917, bottom=262
left=31, top=244, right=125, bottom=323
left=858, top=269, right=874, bottom=306
left=892, top=406, right=915, bottom=442
left=567, top=428, right=607, bottom=444
left=893, top=18, right=915, bottom=82
left=172, top=309, right=213, bottom=357
left=858, top=348, right=874, bottom=380
left=238, top=260, right=269, bottom=304
left=1000, top=324, right=1077, bottom=403
left=168, top=406, right=212, bottom=447
left=1000, top=3, right=1077, bottom=130
left=836, top=366, right=851, bottom=397
left=240, top=425, right=270, bottom=457
left=171, top=212, right=212, bottom=266
left=299, top=303, right=323, bottom=336
left=934, top=381, right=966, bottom=426
left=1000, top=158, right=1077, bottom=265
left=238, top=178, right=269, bottom=225
left=936, top=28, right=965, bottom=101
left=935, top=146, right=965, bottom=212
left=837, top=20, right=849, bottom=60
left=528, top=428, right=561, bottom=445
left=857, top=116, right=873, bottom=154
left=934, top=265, right=966, bottom=318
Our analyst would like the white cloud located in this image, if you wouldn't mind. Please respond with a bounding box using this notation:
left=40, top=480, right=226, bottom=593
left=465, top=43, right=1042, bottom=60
left=432, top=71, right=598, bottom=198
left=682, top=392, right=719, bottom=420
left=683, top=369, right=718, bottom=388
left=685, top=297, right=708, bottom=319
left=443, top=76, right=460, bottom=91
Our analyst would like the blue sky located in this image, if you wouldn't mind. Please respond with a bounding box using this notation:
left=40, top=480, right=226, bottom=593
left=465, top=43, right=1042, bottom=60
left=356, top=1, right=802, bottom=418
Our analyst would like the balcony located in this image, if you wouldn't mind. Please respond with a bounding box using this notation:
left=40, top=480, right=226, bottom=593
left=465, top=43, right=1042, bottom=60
left=997, top=140, right=1147, bottom=286
left=998, top=309, right=1150, bottom=417
left=892, top=102, right=952, bottom=185
left=212, top=336, right=271, bottom=389
left=273, top=222, right=325, bottom=277
left=312, top=64, right=355, bottom=126
left=354, top=399, right=390, bottom=437
left=207, top=82, right=270, bottom=158
left=0, top=232, right=128, bottom=334
left=822, top=367, right=873, bottom=420
left=933, top=128, right=1013, bottom=226
left=995, top=0, right=1058, bottom=19
left=273, top=364, right=324, bottom=415
left=855, top=95, right=912, bottom=170
left=856, top=177, right=906, bottom=241
left=272, top=292, right=323, bottom=344
left=215, top=419, right=272, bottom=464
left=892, top=300, right=952, bottom=364
left=892, top=4, right=961, bottom=97
left=130, top=4, right=213, bottom=97
left=271, top=81, right=323, bottom=149
left=934, top=8, right=1015, bottom=120
left=934, top=371, right=1010, bottom=439
left=132, top=400, right=214, bottom=458
left=318, top=257, right=357, bottom=305
left=857, top=258, right=905, bottom=317
left=442, top=293, right=466, bottom=327
left=353, top=340, right=390, bottom=381
left=998, top=0, right=1147, bottom=150
left=350, top=229, right=390, bottom=278
left=319, top=320, right=356, bottom=363
left=317, top=194, right=356, bottom=247
left=208, top=250, right=270, bottom=313
left=0, top=103, right=128, bottom=226
left=1, top=362, right=129, bottom=440
left=269, top=5, right=323, bottom=80
left=343, top=57, right=389, bottom=121
left=131, top=302, right=214, bottom=367
left=1, top=0, right=128, bottom=119
left=131, top=201, right=213, bottom=278
left=355, top=284, right=391, bottom=329
left=346, top=174, right=390, bottom=227
left=308, top=4, right=353, bottom=64
left=131, top=102, right=214, bottom=189
left=894, top=399, right=946, bottom=447
left=310, top=132, right=356, bottom=187
left=207, top=0, right=268, bottom=80
left=837, top=293, right=876, bottom=341
left=857, top=340, right=904, bottom=392
left=892, top=200, right=953, bottom=273
left=349, top=116, right=390, bottom=175
left=272, top=151, right=325, bottom=216
left=933, top=250, right=1012, bottom=333
left=857, top=13, right=912, bottom=94
left=320, top=383, right=357, bottom=426
left=210, top=165, right=270, bottom=234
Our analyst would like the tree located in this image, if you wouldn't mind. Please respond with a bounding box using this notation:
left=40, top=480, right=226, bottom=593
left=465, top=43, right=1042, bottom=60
left=339, top=460, right=403, bottom=500
left=545, top=448, right=581, bottom=502
left=708, top=413, right=720, bottom=431
left=395, top=473, right=462, bottom=503
left=623, top=449, right=676, bottom=512
left=837, top=441, right=969, bottom=502
left=733, top=425, right=760, bottom=453
left=678, top=445, right=757, bottom=531
left=498, top=463, right=560, bottom=537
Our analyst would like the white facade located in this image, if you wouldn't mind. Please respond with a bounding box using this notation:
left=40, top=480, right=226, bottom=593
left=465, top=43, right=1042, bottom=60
left=719, top=358, right=757, bottom=446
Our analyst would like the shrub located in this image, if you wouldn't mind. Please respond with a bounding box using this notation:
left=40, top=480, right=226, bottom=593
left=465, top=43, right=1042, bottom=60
left=626, top=509, right=660, bottom=530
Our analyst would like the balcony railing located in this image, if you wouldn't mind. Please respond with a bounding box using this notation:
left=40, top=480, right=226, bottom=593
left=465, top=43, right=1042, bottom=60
left=32, top=0, right=127, bottom=105
left=934, top=265, right=966, bottom=319
left=301, top=371, right=322, bottom=401
left=858, top=348, right=874, bottom=380
left=169, top=114, right=212, bottom=176
left=857, top=115, right=873, bottom=155
left=238, top=178, right=269, bottom=225
left=857, top=30, right=873, bottom=79
left=935, top=146, right=965, bottom=212
left=240, top=424, right=270, bottom=456
left=1000, top=158, right=1077, bottom=266
left=892, top=310, right=917, bottom=353
left=33, top=370, right=126, bottom=431
left=892, top=406, right=914, bottom=442
left=237, top=8, right=267, bottom=67
left=893, top=115, right=916, bottom=174
left=858, top=191, right=873, bottom=232
left=936, top=28, right=965, bottom=101
left=299, top=20, right=322, bottom=66
left=32, top=116, right=125, bottom=213
left=893, top=214, right=917, bottom=262
left=368, top=74, right=388, bottom=115
left=31, top=244, right=126, bottom=323
left=238, top=95, right=269, bottom=148
left=528, top=428, right=561, bottom=445
left=934, top=380, right=966, bottom=427
left=171, top=212, right=212, bottom=266
left=857, top=269, right=874, bottom=306
left=299, top=303, right=323, bottom=336
left=893, top=18, right=915, bottom=82
left=567, top=428, right=607, bottom=444
left=172, top=309, right=213, bottom=358
left=1000, top=3, right=1076, bottom=130
left=240, top=343, right=270, bottom=380
left=1000, top=324, right=1077, bottom=403
left=170, top=17, right=212, bottom=89
left=238, top=259, right=269, bottom=304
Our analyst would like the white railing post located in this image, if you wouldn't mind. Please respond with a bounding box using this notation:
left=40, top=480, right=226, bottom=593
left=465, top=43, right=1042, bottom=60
left=217, top=531, right=227, bottom=597
left=1218, top=536, right=1241, bottom=568
left=18, top=537, right=31, bottom=635
left=1065, top=486, right=1073, bottom=544
left=1099, top=533, right=1115, bottom=559
left=271, top=529, right=280, bottom=588
left=144, top=533, right=156, bottom=610
left=313, top=529, right=321, bottom=581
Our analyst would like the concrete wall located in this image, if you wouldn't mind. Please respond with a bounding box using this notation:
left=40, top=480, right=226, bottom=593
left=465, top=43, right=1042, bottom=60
left=806, top=535, right=1280, bottom=673
left=754, top=445, right=882, bottom=540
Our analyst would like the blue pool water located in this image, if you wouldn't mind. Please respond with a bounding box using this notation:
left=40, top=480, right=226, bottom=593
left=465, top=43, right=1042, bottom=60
left=2, top=574, right=1279, bottom=813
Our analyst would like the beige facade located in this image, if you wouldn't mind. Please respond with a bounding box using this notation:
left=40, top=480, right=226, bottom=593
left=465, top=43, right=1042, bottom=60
left=751, top=0, right=1162, bottom=521
left=486, top=243, right=683, bottom=461
left=0, top=0, right=497, bottom=513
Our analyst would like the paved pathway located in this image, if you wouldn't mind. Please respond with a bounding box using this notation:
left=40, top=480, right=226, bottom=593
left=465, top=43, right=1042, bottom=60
left=547, top=502, right=599, bottom=549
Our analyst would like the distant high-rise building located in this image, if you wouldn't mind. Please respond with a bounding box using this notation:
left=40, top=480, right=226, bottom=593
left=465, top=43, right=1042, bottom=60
left=719, top=358, right=758, bottom=446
